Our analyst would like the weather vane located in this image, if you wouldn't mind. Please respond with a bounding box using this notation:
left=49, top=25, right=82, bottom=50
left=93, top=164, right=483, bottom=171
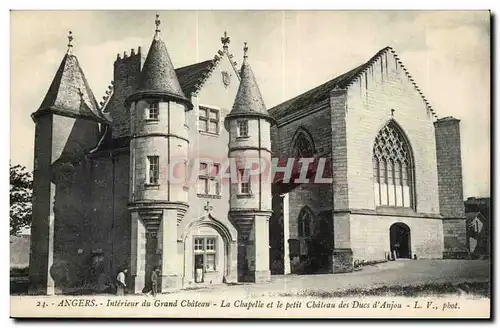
left=67, top=31, right=73, bottom=53
left=155, top=14, right=161, bottom=33
left=243, top=42, right=248, bottom=58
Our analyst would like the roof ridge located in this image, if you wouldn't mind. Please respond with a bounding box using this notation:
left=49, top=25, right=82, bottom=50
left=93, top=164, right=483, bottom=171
left=172, top=41, right=242, bottom=98
left=269, top=46, right=393, bottom=115
left=343, top=46, right=394, bottom=89
left=268, top=46, right=438, bottom=121
left=387, top=48, right=437, bottom=119
left=97, top=81, right=114, bottom=122
left=190, top=54, right=223, bottom=97
left=38, top=54, right=68, bottom=111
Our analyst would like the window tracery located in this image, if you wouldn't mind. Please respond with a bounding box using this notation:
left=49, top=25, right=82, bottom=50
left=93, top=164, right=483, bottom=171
left=373, top=121, right=414, bottom=208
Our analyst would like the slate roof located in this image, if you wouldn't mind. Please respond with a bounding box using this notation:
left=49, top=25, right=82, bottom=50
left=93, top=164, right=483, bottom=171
left=226, top=56, right=273, bottom=122
left=268, top=47, right=393, bottom=121
left=175, top=59, right=215, bottom=98
left=34, top=53, right=106, bottom=122
left=127, top=35, right=192, bottom=109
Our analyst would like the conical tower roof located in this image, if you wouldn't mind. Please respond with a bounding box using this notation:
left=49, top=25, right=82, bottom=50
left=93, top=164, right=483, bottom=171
left=226, top=43, right=273, bottom=122
left=126, top=15, right=192, bottom=109
left=33, top=32, right=104, bottom=122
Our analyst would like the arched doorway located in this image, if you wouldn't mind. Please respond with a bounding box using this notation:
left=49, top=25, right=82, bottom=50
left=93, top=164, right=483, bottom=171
left=181, top=215, right=235, bottom=286
left=389, top=223, right=411, bottom=259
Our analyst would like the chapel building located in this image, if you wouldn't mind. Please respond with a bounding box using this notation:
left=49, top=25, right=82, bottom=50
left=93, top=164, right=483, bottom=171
left=28, top=16, right=467, bottom=295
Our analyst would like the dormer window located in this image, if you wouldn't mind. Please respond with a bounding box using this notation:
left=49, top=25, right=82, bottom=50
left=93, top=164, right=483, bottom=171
left=237, top=120, right=248, bottom=138
left=148, top=101, right=159, bottom=120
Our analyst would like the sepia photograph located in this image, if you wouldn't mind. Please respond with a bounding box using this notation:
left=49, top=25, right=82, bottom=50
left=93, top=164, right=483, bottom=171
left=9, top=10, right=491, bottom=318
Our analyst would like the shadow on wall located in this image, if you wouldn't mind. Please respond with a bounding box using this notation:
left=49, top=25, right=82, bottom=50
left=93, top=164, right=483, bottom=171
left=290, top=212, right=334, bottom=275
left=49, top=117, right=101, bottom=294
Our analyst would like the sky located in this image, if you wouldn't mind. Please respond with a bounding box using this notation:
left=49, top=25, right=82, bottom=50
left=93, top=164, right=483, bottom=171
left=9, top=10, right=490, bottom=198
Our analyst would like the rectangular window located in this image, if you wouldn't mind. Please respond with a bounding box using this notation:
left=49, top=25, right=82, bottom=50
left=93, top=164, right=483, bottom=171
left=193, top=237, right=217, bottom=273
left=198, top=162, right=221, bottom=196
left=199, top=119, right=208, bottom=132
left=194, top=238, right=204, bottom=251
left=147, top=156, right=159, bottom=184
left=239, top=169, right=251, bottom=194
left=237, top=120, right=248, bottom=137
left=148, top=101, right=159, bottom=120
left=206, top=238, right=216, bottom=251
left=199, top=106, right=219, bottom=134
left=197, top=178, right=208, bottom=195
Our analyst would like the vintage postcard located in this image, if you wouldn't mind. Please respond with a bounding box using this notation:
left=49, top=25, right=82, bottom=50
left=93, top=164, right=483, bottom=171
left=10, top=10, right=491, bottom=318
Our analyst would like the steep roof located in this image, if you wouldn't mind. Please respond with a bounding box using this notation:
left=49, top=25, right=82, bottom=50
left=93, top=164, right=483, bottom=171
left=34, top=53, right=105, bottom=122
left=126, top=19, right=192, bottom=109
left=226, top=47, right=273, bottom=122
left=268, top=46, right=435, bottom=121
left=175, top=59, right=215, bottom=98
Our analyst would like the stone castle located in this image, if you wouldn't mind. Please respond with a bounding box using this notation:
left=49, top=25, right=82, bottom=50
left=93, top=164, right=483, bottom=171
left=28, top=15, right=468, bottom=295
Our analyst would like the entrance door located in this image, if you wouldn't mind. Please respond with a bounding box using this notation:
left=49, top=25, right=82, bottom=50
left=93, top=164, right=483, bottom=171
left=389, top=223, right=411, bottom=259
left=194, top=254, right=204, bottom=283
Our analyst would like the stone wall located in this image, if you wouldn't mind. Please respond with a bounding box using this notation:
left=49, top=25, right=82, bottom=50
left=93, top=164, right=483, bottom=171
left=434, top=117, right=466, bottom=218
left=349, top=213, right=444, bottom=261
left=271, top=103, right=333, bottom=273
left=105, top=49, right=145, bottom=138
left=343, top=51, right=440, bottom=214
left=443, top=219, right=469, bottom=259
left=29, top=113, right=101, bottom=294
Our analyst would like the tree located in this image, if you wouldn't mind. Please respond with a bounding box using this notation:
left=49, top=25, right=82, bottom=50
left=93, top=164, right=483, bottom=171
left=10, top=164, right=33, bottom=236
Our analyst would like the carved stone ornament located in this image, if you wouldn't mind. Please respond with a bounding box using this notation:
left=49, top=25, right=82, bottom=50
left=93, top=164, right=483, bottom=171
left=222, top=71, right=232, bottom=88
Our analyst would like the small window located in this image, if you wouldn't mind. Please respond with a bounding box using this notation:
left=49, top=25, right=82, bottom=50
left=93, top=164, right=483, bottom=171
left=298, top=211, right=312, bottom=237
left=147, top=156, right=159, bottom=185
left=194, top=238, right=204, bottom=251
left=237, top=120, right=248, bottom=137
left=199, top=106, right=219, bottom=134
left=148, top=101, right=159, bottom=120
left=206, top=238, right=216, bottom=251
left=239, top=169, right=251, bottom=194
left=198, top=163, right=221, bottom=196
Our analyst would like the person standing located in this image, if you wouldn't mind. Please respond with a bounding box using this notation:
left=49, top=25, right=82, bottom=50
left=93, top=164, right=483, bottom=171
left=151, top=267, right=159, bottom=297
left=116, top=268, right=127, bottom=296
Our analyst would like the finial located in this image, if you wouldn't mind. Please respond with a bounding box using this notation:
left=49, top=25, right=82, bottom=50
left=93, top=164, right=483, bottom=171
left=67, top=31, right=74, bottom=54
left=391, top=108, right=395, bottom=117
left=154, top=14, right=161, bottom=38
left=204, top=201, right=213, bottom=213
left=221, top=31, right=230, bottom=49
left=243, top=42, right=248, bottom=59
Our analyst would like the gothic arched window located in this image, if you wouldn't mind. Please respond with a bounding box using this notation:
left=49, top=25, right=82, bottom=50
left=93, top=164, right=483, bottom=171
left=292, top=129, right=315, bottom=158
left=373, top=121, right=414, bottom=208
left=298, top=207, right=313, bottom=237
